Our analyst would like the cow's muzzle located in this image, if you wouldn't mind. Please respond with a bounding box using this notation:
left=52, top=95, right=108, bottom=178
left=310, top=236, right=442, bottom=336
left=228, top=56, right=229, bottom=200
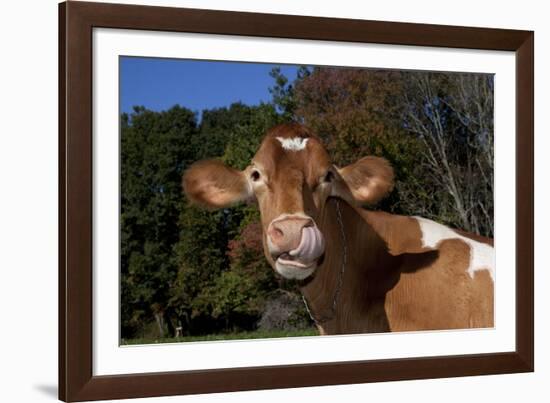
left=267, top=214, right=325, bottom=280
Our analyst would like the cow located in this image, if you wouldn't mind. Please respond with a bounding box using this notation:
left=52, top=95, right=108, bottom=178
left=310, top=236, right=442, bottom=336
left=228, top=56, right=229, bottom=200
left=183, top=123, right=494, bottom=335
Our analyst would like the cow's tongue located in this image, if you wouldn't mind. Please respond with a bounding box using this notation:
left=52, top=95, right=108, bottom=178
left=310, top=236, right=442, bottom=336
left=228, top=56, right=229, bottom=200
left=288, top=226, right=324, bottom=264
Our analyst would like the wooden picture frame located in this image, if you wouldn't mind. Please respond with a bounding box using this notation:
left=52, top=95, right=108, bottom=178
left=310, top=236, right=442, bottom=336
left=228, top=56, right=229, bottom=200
left=59, top=1, right=534, bottom=401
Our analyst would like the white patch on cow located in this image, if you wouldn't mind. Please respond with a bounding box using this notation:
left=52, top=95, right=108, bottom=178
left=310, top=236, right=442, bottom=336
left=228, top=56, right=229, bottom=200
left=275, top=261, right=316, bottom=280
left=276, top=136, right=309, bottom=151
left=414, top=217, right=494, bottom=282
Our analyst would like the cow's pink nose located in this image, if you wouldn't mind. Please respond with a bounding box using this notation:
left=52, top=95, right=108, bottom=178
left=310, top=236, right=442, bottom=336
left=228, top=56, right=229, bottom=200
left=267, top=216, right=314, bottom=254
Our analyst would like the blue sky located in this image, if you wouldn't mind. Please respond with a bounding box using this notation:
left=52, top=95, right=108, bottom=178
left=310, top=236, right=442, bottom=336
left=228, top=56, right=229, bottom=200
left=120, top=57, right=301, bottom=116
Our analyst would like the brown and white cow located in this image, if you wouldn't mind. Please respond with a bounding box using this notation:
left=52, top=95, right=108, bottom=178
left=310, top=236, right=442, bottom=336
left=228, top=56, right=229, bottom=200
left=183, top=123, right=494, bottom=335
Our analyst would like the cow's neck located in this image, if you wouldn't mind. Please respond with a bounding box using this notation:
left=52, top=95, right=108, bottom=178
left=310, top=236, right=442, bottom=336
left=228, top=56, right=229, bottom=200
left=300, top=198, right=402, bottom=334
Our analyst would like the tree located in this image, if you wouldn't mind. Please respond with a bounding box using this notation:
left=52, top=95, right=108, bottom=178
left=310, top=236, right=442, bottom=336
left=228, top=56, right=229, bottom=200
left=293, top=67, right=426, bottom=214
left=292, top=67, right=494, bottom=237
left=120, top=105, right=198, bottom=338
left=402, top=72, right=494, bottom=236
left=445, top=74, right=494, bottom=235
left=169, top=102, right=293, bottom=335
left=269, top=66, right=310, bottom=120
left=193, top=103, right=254, bottom=160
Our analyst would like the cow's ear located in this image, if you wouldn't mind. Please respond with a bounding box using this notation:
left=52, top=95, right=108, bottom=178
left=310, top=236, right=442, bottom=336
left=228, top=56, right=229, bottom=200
left=336, top=156, right=394, bottom=204
left=183, top=159, right=251, bottom=208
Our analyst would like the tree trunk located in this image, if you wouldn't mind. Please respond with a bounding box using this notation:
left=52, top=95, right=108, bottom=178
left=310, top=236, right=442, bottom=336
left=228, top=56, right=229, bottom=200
left=154, top=312, right=165, bottom=338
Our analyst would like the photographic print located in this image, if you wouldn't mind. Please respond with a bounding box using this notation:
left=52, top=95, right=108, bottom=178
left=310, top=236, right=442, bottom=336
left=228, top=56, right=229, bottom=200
left=120, top=57, right=495, bottom=345
left=59, top=4, right=533, bottom=399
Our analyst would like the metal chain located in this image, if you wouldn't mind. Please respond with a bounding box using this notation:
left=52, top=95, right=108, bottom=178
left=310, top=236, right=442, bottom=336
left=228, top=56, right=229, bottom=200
left=302, top=199, right=347, bottom=325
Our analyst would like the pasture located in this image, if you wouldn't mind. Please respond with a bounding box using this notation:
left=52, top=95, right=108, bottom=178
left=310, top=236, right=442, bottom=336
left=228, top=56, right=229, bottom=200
left=122, top=328, right=318, bottom=345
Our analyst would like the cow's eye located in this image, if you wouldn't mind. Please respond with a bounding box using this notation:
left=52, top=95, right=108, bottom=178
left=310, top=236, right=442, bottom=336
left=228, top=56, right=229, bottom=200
left=251, top=170, right=261, bottom=182
left=323, top=171, right=334, bottom=183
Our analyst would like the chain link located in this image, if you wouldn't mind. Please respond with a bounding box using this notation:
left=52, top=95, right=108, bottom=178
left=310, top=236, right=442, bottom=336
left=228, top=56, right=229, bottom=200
left=302, top=199, right=347, bottom=325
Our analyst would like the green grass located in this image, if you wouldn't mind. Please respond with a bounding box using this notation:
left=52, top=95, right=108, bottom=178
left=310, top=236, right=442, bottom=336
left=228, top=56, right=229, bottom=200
left=121, top=328, right=319, bottom=345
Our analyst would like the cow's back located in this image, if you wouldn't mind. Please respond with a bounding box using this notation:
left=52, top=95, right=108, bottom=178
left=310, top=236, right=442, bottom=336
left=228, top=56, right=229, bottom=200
left=361, top=210, right=495, bottom=331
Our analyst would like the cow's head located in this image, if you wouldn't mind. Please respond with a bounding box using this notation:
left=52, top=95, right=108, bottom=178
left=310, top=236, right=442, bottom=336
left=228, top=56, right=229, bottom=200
left=183, top=123, right=394, bottom=280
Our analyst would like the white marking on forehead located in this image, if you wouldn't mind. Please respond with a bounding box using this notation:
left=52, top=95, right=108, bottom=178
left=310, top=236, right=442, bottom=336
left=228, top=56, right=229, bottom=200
left=276, top=136, right=309, bottom=151
left=414, top=217, right=494, bottom=282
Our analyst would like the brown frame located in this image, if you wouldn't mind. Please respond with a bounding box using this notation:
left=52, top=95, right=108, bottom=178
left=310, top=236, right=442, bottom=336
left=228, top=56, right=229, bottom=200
left=59, top=1, right=534, bottom=401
